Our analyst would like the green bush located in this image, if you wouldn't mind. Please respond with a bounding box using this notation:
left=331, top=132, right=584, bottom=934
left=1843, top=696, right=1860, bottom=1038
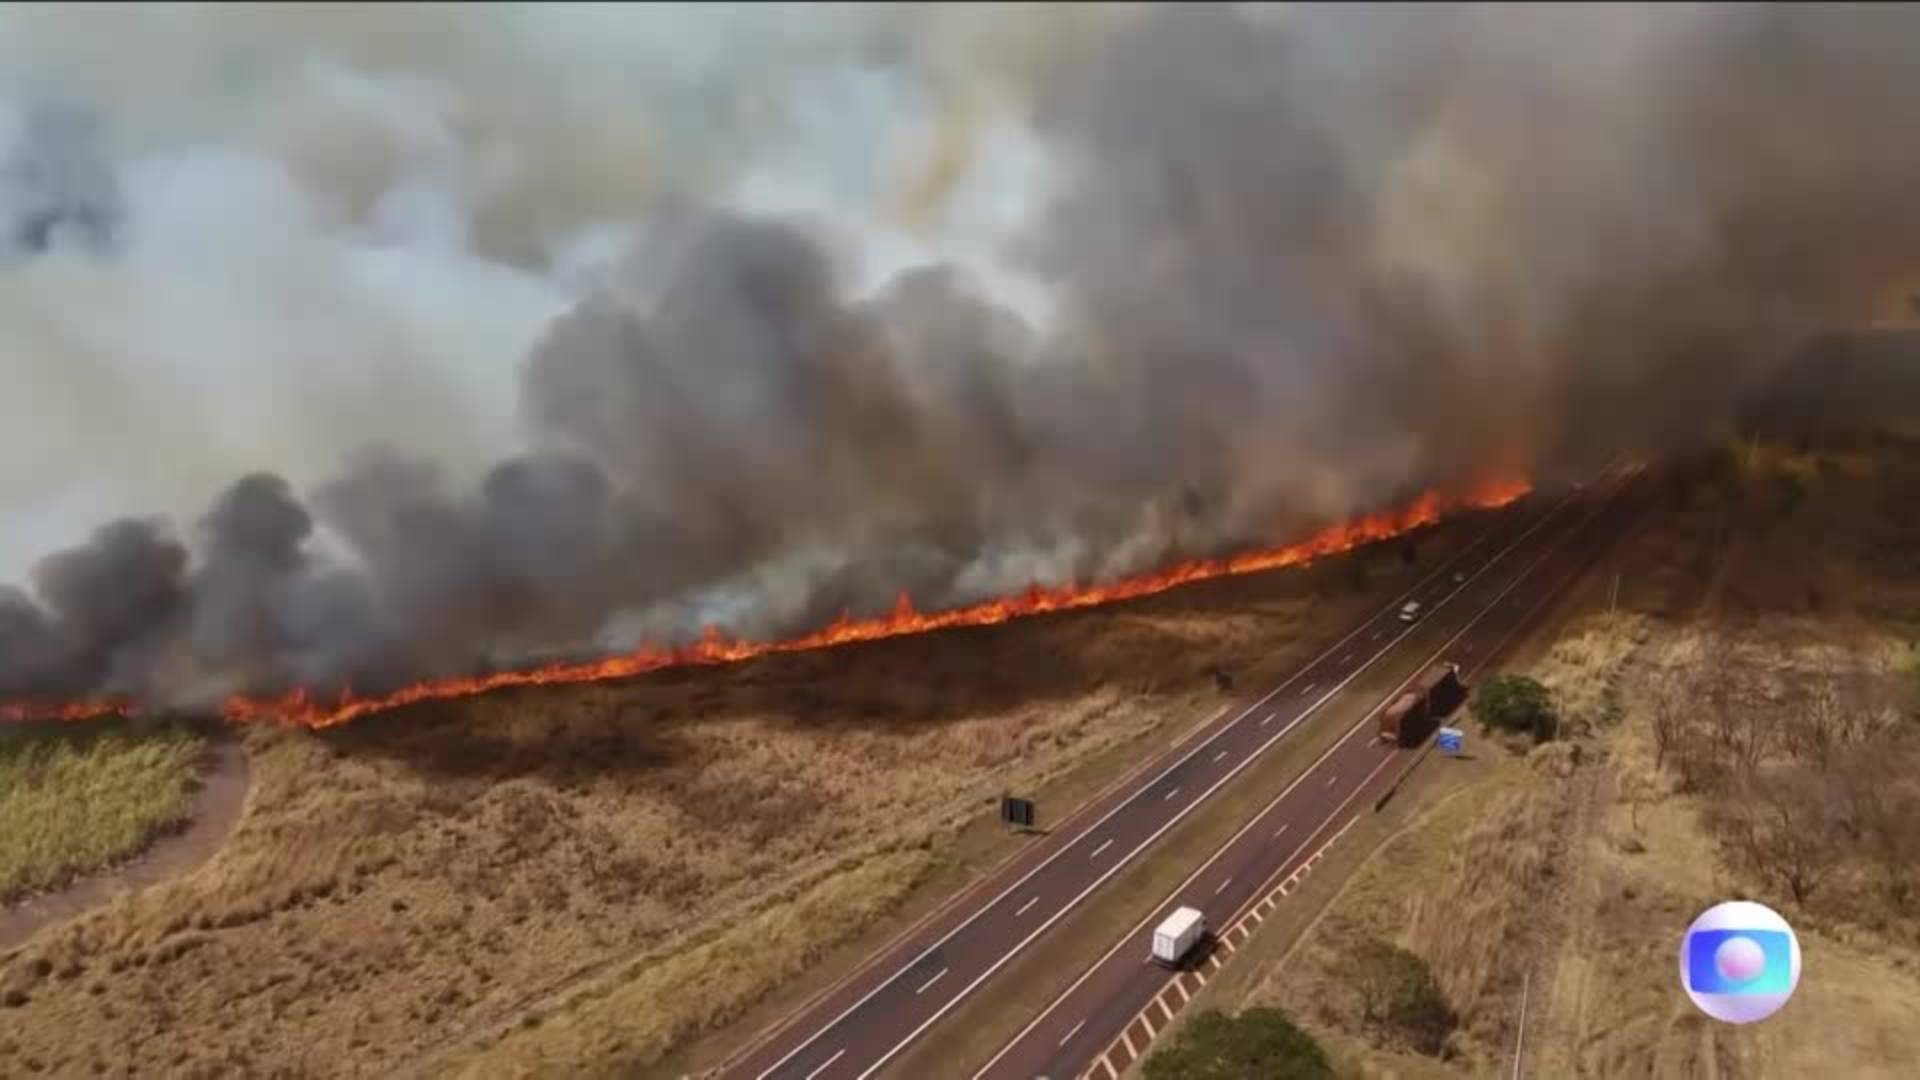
left=1472, top=673, right=1559, bottom=743
left=1143, top=1007, right=1333, bottom=1080
left=1345, top=939, right=1458, bottom=1055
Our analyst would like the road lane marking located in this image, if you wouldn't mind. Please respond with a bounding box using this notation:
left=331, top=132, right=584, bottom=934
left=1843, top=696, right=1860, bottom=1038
left=1156, top=998, right=1175, bottom=1023
left=1341, top=653, right=1354, bottom=664
left=1260, top=711, right=1278, bottom=727
left=1273, top=823, right=1290, bottom=840
left=802, top=1049, right=845, bottom=1080
left=1212, top=749, right=1229, bottom=764
left=1059, top=1019, right=1086, bottom=1047
left=1140, top=1012, right=1157, bottom=1038
left=966, top=477, right=1633, bottom=1080
left=1015, top=896, right=1038, bottom=917
left=1214, top=876, right=1233, bottom=896
left=1121, top=1029, right=1138, bottom=1057
left=1163, top=787, right=1181, bottom=802
left=1089, top=838, right=1114, bottom=859
left=914, top=968, right=947, bottom=995
left=1300, top=681, right=1318, bottom=696
left=1326, top=774, right=1339, bottom=788
left=1174, top=980, right=1190, bottom=1004
left=1092, top=1054, right=1117, bottom=1080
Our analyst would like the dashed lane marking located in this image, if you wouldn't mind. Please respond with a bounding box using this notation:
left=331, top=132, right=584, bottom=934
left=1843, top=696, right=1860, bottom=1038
left=1163, top=787, right=1181, bottom=802
left=1015, top=896, right=1038, bottom=917
left=802, top=1048, right=845, bottom=1080
left=915, top=968, right=947, bottom=995
left=1089, top=838, right=1114, bottom=859
left=1059, top=1019, right=1086, bottom=1048
left=1214, top=876, right=1233, bottom=896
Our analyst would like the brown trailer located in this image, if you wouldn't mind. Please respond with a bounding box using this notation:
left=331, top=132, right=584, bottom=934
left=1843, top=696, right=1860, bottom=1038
left=1378, top=662, right=1465, bottom=747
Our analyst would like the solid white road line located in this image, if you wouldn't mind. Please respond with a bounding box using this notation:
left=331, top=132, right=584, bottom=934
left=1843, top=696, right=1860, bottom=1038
left=801, top=1049, right=845, bottom=1080
left=1089, top=838, right=1114, bottom=859
left=915, top=968, right=947, bottom=995
left=1014, top=897, right=1038, bottom=917
left=1059, top=1019, right=1086, bottom=1047
left=968, top=476, right=1630, bottom=1080
left=1157, top=998, right=1175, bottom=1023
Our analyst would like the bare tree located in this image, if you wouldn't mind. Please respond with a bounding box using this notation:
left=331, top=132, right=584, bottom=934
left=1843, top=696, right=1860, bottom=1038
left=1647, top=670, right=1685, bottom=773
left=1713, top=764, right=1843, bottom=907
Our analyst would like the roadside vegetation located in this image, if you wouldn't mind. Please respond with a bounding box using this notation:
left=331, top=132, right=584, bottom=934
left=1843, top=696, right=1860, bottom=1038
left=1144, top=1007, right=1335, bottom=1080
left=1471, top=674, right=1559, bottom=744
left=0, top=723, right=206, bottom=902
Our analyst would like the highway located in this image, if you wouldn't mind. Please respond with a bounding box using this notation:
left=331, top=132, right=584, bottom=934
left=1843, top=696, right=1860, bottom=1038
left=973, top=463, right=1647, bottom=1080
left=719, top=468, right=1630, bottom=1080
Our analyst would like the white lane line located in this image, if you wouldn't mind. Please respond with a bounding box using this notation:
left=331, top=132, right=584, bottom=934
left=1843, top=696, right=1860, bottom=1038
left=1157, top=997, right=1175, bottom=1023
left=1260, top=711, right=1278, bottom=727
left=1214, top=876, right=1234, bottom=896
left=1300, top=681, right=1318, bottom=696
left=1163, top=787, right=1182, bottom=802
left=1140, top=1012, right=1157, bottom=1039
left=747, top=526, right=1509, bottom=1080
left=914, top=968, right=947, bottom=995
left=1122, top=1029, right=1138, bottom=1057
left=1058, top=1019, right=1086, bottom=1048
left=1273, top=823, right=1290, bottom=840
left=802, top=1049, right=845, bottom=1080
left=1174, top=980, right=1191, bottom=1004
left=1326, top=774, right=1339, bottom=788
left=1014, top=896, right=1038, bottom=917
left=1341, top=653, right=1354, bottom=664
left=1212, top=749, right=1229, bottom=764
left=1092, top=1054, right=1118, bottom=1080
left=1193, top=969, right=1208, bottom=986
left=1089, top=838, right=1114, bottom=859
left=967, top=479, right=1630, bottom=1080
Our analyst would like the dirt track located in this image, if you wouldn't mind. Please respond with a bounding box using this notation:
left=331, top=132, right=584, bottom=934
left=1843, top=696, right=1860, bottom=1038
left=0, top=740, right=251, bottom=952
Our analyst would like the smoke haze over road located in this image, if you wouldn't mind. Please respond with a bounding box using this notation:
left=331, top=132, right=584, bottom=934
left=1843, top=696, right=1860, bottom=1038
left=4, top=3, right=1919, bottom=706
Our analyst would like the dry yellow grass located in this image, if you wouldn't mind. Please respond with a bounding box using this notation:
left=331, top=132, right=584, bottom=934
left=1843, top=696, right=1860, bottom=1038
left=0, top=528, right=1444, bottom=1078
left=0, top=723, right=206, bottom=902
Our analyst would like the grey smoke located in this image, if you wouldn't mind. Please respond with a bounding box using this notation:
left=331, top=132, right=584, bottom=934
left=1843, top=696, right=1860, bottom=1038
left=5, top=4, right=1920, bottom=709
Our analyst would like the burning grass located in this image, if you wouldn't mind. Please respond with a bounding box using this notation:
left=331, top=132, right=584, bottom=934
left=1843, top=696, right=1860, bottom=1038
left=0, top=520, right=1464, bottom=1077
left=2, top=476, right=1529, bottom=731
left=0, top=723, right=205, bottom=903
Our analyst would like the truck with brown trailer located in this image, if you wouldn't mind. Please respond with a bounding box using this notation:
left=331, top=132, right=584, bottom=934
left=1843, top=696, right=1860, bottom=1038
left=1378, top=662, right=1465, bottom=747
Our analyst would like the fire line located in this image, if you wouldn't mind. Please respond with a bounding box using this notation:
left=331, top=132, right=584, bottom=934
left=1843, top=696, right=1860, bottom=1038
left=1, top=476, right=1530, bottom=730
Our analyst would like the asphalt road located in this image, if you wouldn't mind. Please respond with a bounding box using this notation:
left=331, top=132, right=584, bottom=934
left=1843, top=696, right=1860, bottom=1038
left=974, top=463, right=1649, bottom=1080
left=719, top=470, right=1630, bottom=1080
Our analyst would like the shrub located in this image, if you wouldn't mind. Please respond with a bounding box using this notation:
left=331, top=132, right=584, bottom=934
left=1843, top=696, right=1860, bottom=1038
left=1472, top=674, right=1559, bottom=743
left=1143, top=1007, right=1333, bottom=1080
left=1345, top=939, right=1458, bottom=1055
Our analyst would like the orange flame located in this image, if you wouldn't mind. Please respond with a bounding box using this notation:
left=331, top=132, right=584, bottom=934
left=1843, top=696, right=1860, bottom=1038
left=1, top=476, right=1529, bottom=730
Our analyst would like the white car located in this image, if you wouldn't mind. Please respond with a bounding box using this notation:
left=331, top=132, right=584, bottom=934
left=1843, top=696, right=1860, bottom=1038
left=1399, top=600, right=1424, bottom=623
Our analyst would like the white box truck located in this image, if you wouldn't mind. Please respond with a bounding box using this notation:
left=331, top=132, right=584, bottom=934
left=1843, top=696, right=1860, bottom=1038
left=1152, top=906, right=1207, bottom=967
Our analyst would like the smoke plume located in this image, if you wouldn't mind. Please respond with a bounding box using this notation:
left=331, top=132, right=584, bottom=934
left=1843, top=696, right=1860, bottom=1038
left=5, top=3, right=1920, bottom=708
